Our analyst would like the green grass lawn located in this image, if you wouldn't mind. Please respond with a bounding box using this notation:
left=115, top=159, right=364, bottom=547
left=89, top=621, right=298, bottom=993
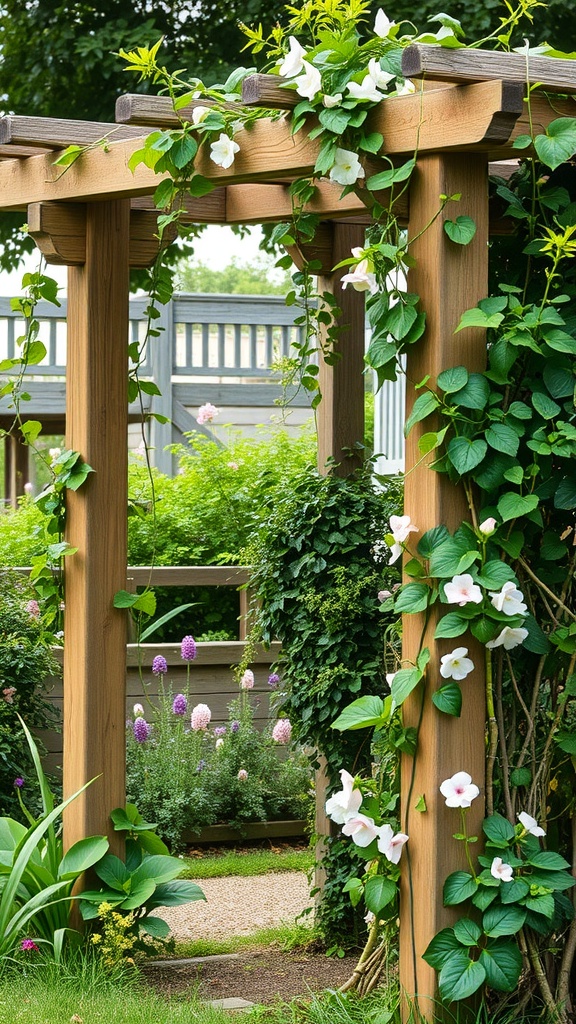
left=179, top=845, right=314, bottom=880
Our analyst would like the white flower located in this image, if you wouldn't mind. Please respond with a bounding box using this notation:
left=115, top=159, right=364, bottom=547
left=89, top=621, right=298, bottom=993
left=325, top=769, right=362, bottom=825
left=209, top=133, right=240, bottom=169
left=440, top=647, right=475, bottom=681
left=387, top=514, right=418, bottom=564
left=374, top=8, right=395, bottom=37
left=197, top=402, right=219, bottom=425
left=347, top=74, right=384, bottom=103
left=479, top=517, right=497, bottom=537
left=488, top=581, right=527, bottom=617
left=486, top=626, right=529, bottom=650
left=279, top=36, right=307, bottom=79
left=491, top=857, right=514, bottom=882
left=444, top=574, right=483, bottom=607
left=342, top=812, right=380, bottom=848
left=396, top=79, right=416, bottom=95
left=322, top=92, right=343, bottom=108
left=341, top=258, right=377, bottom=294
left=133, top=703, right=144, bottom=718
left=440, top=771, right=480, bottom=808
left=385, top=672, right=397, bottom=687
left=518, top=811, right=546, bottom=837
left=191, top=105, right=210, bottom=125
left=377, top=823, right=409, bottom=864
left=329, top=148, right=365, bottom=187
left=368, top=58, right=395, bottom=91
left=215, top=737, right=224, bottom=749
left=294, top=61, right=322, bottom=101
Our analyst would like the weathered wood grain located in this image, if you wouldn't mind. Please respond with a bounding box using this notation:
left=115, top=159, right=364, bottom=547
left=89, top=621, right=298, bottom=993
left=403, top=43, right=576, bottom=94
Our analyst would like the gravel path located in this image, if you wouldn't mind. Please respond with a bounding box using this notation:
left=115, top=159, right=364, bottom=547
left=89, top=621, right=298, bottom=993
left=159, top=871, right=313, bottom=940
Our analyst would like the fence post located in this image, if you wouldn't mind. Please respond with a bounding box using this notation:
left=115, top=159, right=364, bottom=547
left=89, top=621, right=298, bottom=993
left=148, top=297, right=175, bottom=476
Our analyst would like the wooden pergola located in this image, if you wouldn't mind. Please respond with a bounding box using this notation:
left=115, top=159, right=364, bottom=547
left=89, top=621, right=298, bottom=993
left=0, top=44, right=573, bottom=1016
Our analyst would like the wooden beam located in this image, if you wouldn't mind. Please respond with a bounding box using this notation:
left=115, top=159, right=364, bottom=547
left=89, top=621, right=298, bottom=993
left=0, top=145, right=47, bottom=158
left=3, top=432, right=29, bottom=508
left=28, top=202, right=177, bottom=267
left=399, top=154, right=488, bottom=1018
left=0, top=115, right=147, bottom=149
left=115, top=93, right=235, bottom=127
left=225, top=180, right=408, bottom=224
left=62, top=200, right=130, bottom=856
left=316, top=221, right=366, bottom=474
left=284, top=221, right=336, bottom=274
left=130, top=190, right=227, bottom=223
left=403, top=43, right=576, bottom=93
left=242, top=74, right=297, bottom=109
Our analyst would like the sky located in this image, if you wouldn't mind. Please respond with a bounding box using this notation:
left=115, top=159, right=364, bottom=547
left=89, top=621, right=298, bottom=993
left=0, top=224, right=265, bottom=298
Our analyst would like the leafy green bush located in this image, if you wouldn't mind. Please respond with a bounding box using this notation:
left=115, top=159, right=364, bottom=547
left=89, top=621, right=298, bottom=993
left=0, top=571, right=60, bottom=819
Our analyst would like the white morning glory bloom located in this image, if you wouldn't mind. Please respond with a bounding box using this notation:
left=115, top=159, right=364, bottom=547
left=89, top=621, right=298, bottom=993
left=209, top=133, right=240, bottom=169
left=444, top=574, right=483, bottom=607
left=279, top=36, right=307, bottom=78
left=368, top=58, right=395, bottom=91
left=396, top=79, right=416, bottom=95
left=342, top=812, right=380, bottom=847
left=377, top=823, right=409, bottom=864
left=341, top=249, right=378, bottom=293
left=518, top=811, right=546, bottom=837
left=490, top=857, right=514, bottom=882
left=325, top=769, right=362, bottom=824
left=374, top=8, right=395, bottom=37
left=439, top=647, right=475, bottom=681
left=440, top=771, right=480, bottom=808
left=489, top=581, right=527, bottom=616
left=347, top=73, right=384, bottom=103
left=322, top=92, right=343, bottom=108
left=479, top=517, right=497, bottom=536
left=486, top=626, right=529, bottom=650
left=329, top=148, right=365, bottom=186
left=386, top=514, right=419, bottom=564
left=294, top=61, right=322, bottom=101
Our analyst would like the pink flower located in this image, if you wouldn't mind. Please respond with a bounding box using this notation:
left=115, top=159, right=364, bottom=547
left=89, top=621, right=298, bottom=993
left=444, top=574, right=483, bottom=607
left=479, top=517, right=497, bottom=537
left=26, top=599, right=41, bottom=620
left=272, top=719, right=292, bottom=744
left=190, top=703, right=212, bottom=730
left=377, top=824, right=409, bottom=864
left=21, top=939, right=39, bottom=952
left=325, top=769, right=362, bottom=825
left=197, top=403, right=219, bottom=425
left=237, top=768, right=248, bottom=781
left=2, top=687, right=16, bottom=704
left=439, top=647, right=475, bottom=681
left=342, top=812, right=380, bottom=848
left=341, top=248, right=378, bottom=294
left=490, top=857, right=513, bottom=882
left=241, top=669, right=254, bottom=690
left=440, top=771, right=480, bottom=808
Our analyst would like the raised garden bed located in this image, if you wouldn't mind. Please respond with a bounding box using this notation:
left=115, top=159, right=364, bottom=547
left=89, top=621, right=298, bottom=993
left=183, top=819, right=308, bottom=844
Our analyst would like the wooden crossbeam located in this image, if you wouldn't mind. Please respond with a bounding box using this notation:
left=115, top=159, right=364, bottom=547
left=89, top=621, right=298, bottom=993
left=115, top=93, right=237, bottom=127
left=0, top=115, right=148, bottom=149
left=0, top=144, right=47, bottom=159
left=403, top=44, right=576, bottom=93
left=242, top=74, right=296, bottom=109
left=28, top=202, right=177, bottom=267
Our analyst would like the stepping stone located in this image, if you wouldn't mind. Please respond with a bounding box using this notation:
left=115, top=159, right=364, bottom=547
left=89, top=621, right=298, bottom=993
left=208, top=997, right=255, bottom=1012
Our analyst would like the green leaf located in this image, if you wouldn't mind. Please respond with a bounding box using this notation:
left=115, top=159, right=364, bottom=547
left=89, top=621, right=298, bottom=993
left=475, top=561, right=516, bottom=590
left=364, top=876, right=397, bottom=914
left=120, top=878, right=157, bottom=910
left=479, top=939, right=522, bottom=992
left=453, top=918, right=482, bottom=946
left=386, top=302, right=418, bottom=341
left=432, top=683, right=462, bottom=717
left=94, top=854, right=130, bottom=892
left=434, top=613, right=469, bottom=639
left=527, top=851, right=571, bottom=871
left=429, top=536, right=478, bottom=578
left=497, top=492, right=539, bottom=522
left=525, top=893, right=555, bottom=918
left=443, top=871, right=477, bottom=906
left=145, top=880, right=206, bottom=908
left=447, top=437, right=487, bottom=474
left=391, top=667, right=422, bottom=708
left=404, top=391, right=440, bottom=437
left=423, top=927, right=463, bottom=969
left=534, top=118, right=576, bottom=170
left=482, top=904, right=526, bottom=937
left=532, top=392, right=561, bottom=419
left=131, top=854, right=184, bottom=885
left=541, top=327, right=576, bottom=354
left=366, top=158, right=415, bottom=191
left=451, top=374, right=490, bottom=410
left=438, top=952, right=486, bottom=1002
left=555, top=476, right=576, bottom=510
left=417, top=525, right=450, bottom=558
left=485, top=424, right=520, bottom=457
left=499, top=878, right=529, bottom=904
left=437, top=366, right=468, bottom=393
left=444, top=216, right=476, bottom=245
left=58, top=836, right=109, bottom=880
left=141, top=915, right=171, bottom=938
left=555, top=730, right=576, bottom=755
left=395, top=582, right=430, bottom=613
left=20, top=420, right=43, bottom=444
left=510, top=766, right=532, bottom=787
left=331, top=695, right=389, bottom=732
left=343, top=877, right=364, bottom=907
left=113, top=590, right=141, bottom=609
left=455, top=308, right=505, bottom=332
left=483, top=813, right=515, bottom=846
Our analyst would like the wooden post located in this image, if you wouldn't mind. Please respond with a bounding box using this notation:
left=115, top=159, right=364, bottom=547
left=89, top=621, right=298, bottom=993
left=317, top=222, right=366, bottom=476
left=63, top=200, right=130, bottom=854
left=399, top=154, right=489, bottom=1018
left=4, top=431, right=29, bottom=507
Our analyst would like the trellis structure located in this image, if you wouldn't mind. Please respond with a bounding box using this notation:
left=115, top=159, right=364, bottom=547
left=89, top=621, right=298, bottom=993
left=0, top=44, right=574, bottom=1017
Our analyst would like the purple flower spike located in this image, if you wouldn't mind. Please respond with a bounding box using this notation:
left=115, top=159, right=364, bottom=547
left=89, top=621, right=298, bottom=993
left=21, top=939, right=39, bottom=952
left=152, top=655, right=168, bottom=676
left=14, top=777, right=24, bottom=789
left=196, top=759, right=207, bottom=773
left=172, top=693, right=187, bottom=716
left=268, top=673, right=280, bottom=688
left=133, top=717, right=151, bottom=743
left=214, top=725, right=226, bottom=737
left=230, top=720, right=240, bottom=733
left=181, top=635, right=197, bottom=661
